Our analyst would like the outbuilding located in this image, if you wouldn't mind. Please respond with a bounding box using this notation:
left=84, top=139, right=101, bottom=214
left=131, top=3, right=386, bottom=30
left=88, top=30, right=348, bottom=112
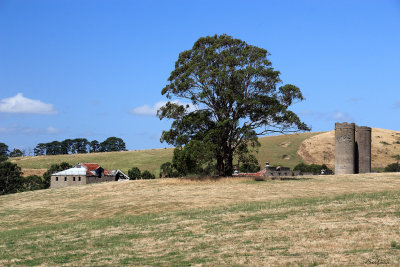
left=50, top=163, right=129, bottom=188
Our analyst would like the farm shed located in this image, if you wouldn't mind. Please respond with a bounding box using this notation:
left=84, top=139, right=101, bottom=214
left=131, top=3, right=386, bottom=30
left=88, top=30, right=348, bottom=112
left=50, top=163, right=129, bottom=188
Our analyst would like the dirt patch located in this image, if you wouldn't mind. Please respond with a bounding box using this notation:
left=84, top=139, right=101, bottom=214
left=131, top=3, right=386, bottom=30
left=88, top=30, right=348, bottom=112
left=280, top=141, right=291, bottom=147
left=21, top=169, right=47, bottom=177
left=297, top=128, right=400, bottom=169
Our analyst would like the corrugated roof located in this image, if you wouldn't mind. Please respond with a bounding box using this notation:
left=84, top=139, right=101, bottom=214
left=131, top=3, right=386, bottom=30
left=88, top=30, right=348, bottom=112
left=53, top=163, right=118, bottom=177
left=52, top=167, right=87, bottom=176
left=78, top=163, right=100, bottom=171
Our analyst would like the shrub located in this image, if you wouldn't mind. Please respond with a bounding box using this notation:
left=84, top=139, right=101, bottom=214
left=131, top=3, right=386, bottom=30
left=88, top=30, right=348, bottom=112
left=238, top=154, right=260, bottom=173
left=392, top=155, right=400, bottom=161
left=293, top=162, right=332, bottom=174
left=141, top=170, right=155, bottom=179
left=384, top=162, right=400, bottom=172
left=128, top=167, right=141, bottom=180
left=23, top=175, right=45, bottom=191
left=160, top=162, right=174, bottom=178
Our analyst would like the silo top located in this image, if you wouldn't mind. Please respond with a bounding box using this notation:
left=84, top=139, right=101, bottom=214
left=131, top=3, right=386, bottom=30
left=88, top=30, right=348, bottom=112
left=335, top=122, right=355, bottom=129
left=356, top=126, right=371, bottom=132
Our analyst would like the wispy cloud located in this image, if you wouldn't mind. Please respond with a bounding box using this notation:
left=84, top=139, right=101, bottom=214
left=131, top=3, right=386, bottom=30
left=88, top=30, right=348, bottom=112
left=347, top=97, right=361, bottom=103
left=330, top=111, right=354, bottom=122
left=0, top=93, right=57, bottom=114
left=130, top=100, right=197, bottom=116
left=301, top=109, right=354, bottom=122
left=0, top=124, right=61, bottom=135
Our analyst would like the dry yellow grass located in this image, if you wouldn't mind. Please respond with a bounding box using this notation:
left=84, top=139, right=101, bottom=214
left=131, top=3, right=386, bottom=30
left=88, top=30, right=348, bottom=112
left=1, top=173, right=400, bottom=265
left=20, top=168, right=47, bottom=177
left=298, top=128, right=400, bottom=169
left=2, top=172, right=400, bottom=232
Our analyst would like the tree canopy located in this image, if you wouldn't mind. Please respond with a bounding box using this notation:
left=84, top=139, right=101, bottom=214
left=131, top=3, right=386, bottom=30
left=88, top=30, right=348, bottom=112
left=33, top=137, right=127, bottom=156
left=42, top=162, right=73, bottom=188
left=0, top=143, right=9, bottom=162
left=158, top=34, right=309, bottom=176
left=0, top=161, right=23, bottom=195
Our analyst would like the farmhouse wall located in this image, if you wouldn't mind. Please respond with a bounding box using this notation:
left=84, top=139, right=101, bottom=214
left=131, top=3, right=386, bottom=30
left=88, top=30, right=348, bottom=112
left=50, top=175, right=87, bottom=188
left=86, top=175, right=116, bottom=184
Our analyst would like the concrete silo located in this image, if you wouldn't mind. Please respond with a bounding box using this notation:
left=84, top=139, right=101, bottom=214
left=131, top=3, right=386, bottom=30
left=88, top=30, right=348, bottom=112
left=355, top=126, right=372, bottom=173
left=335, top=122, right=356, bottom=174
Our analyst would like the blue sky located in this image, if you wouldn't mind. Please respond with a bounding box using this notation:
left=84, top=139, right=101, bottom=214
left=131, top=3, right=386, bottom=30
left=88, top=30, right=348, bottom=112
left=1, top=0, right=399, bottom=153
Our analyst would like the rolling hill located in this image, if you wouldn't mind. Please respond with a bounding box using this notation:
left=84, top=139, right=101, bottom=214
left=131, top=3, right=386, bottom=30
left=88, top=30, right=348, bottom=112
left=10, top=128, right=400, bottom=176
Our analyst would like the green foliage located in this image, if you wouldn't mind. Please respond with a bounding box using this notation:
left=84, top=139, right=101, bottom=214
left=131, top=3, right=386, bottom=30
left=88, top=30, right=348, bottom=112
left=172, top=147, right=200, bottom=176
left=238, top=154, right=260, bottom=173
left=391, top=241, right=400, bottom=249
left=384, top=162, right=400, bottom=172
left=0, top=161, right=23, bottom=195
left=141, top=170, right=155, bottom=179
left=0, top=154, right=7, bottom=162
left=9, top=148, right=24, bottom=157
left=159, top=162, right=175, bottom=178
left=293, top=163, right=332, bottom=174
left=23, top=175, right=45, bottom=191
left=43, top=162, right=73, bottom=188
left=100, top=137, right=127, bottom=152
left=89, top=140, right=100, bottom=153
left=158, top=34, right=309, bottom=176
left=236, top=143, right=261, bottom=173
left=0, top=142, right=9, bottom=156
left=391, top=155, right=400, bottom=161
left=0, top=142, right=9, bottom=162
left=128, top=167, right=141, bottom=180
left=34, top=137, right=127, bottom=156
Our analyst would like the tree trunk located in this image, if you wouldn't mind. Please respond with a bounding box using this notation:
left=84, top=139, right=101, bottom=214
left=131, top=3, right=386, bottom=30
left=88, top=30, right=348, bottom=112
left=224, top=152, right=233, bottom=176
left=217, top=155, right=224, bottom=176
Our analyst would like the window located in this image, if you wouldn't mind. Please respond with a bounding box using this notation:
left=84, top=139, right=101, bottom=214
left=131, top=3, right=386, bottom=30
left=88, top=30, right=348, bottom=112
left=56, top=177, right=58, bottom=181
left=64, top=177, right=67, bottom=181
left=78, top=177, right=81, bottom=181
left=73, top=177, right=76, bottom=181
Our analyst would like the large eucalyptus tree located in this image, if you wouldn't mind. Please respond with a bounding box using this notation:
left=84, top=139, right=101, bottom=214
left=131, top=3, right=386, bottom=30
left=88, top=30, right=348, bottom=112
left=158, top=34, right=309, bottom=176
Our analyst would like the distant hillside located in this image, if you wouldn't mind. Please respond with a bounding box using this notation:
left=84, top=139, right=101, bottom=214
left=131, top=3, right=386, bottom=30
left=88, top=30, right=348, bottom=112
left=11, top=132, right=318, bottom=176
left=298, top=128, right=400, bottom=169
left=11, top=128, right=399, bottom=175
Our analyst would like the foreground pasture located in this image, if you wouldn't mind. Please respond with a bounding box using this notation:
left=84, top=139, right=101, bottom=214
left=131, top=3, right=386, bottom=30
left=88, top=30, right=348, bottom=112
left=1, top=173, right=400, bottom=266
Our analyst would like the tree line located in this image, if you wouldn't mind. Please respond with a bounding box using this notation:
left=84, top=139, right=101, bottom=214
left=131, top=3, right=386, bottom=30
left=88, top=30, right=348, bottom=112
left=33, top=137, right=127, bottom=156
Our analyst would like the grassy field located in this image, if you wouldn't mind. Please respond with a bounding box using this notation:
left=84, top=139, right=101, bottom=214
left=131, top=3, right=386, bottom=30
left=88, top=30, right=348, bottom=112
left=11, top=132, right=319, bottom=176
left=11, top=148, right=175, bottom=177
left=1, top=173, right=400, bottom=266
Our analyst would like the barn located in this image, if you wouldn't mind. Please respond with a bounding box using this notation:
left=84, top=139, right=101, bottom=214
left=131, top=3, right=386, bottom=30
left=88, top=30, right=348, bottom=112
left=50, top=163, right=129, bottom=188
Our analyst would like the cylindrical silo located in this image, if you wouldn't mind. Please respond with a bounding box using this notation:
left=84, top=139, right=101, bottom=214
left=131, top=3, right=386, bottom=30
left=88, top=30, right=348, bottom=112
left=355, top=126, right=371, bottom=173
left=335, top=122, right=356, bottom=174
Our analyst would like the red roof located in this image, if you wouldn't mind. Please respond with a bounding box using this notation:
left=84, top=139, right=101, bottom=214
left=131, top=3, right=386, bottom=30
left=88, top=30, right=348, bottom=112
left=80, top=163, right=101, bottom=171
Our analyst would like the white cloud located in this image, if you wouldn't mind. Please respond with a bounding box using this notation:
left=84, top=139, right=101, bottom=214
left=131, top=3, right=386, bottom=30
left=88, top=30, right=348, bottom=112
left=330, top=111, right=354, bottom=122
left=0, top=124, right=61, bottom=135
left=0, top=93, right=57, bottom=114
left=130, top=100, right=197, bottom=116
left=301, top=109, right=354, bottom=122
left=46, top=126, right=61, bottom=134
